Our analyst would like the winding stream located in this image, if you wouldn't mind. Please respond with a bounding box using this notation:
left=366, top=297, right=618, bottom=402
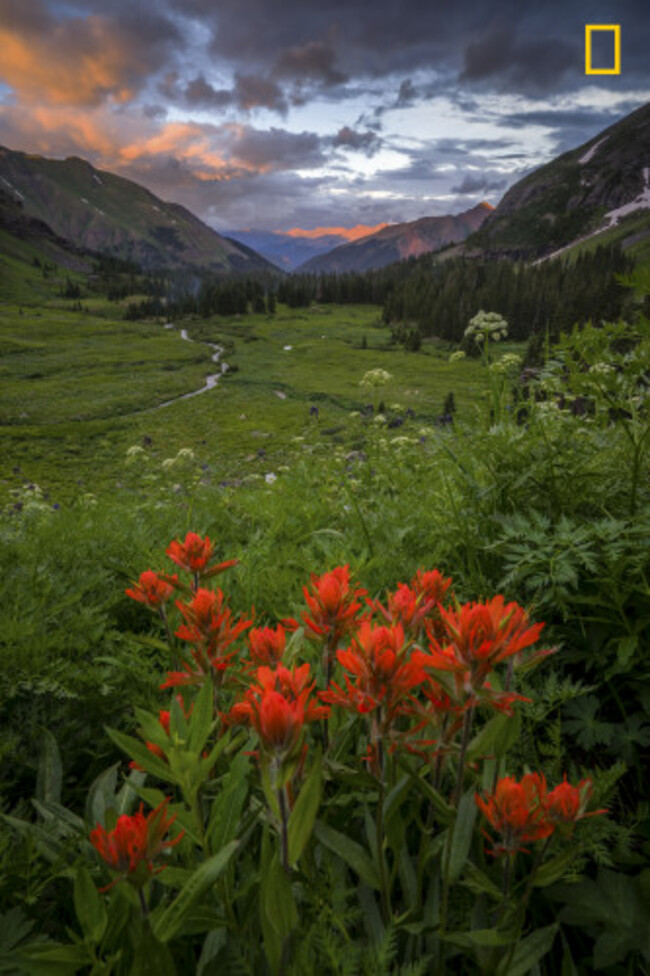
left=154, top=323, right=228, bottom=410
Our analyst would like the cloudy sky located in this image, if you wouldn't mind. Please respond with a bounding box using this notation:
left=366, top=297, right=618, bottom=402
left=0, top=0, right=648, bottom=233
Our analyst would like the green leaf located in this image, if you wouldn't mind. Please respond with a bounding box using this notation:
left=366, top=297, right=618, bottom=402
left=314, top=821, right=381, bottom=890
left=532, top=848, right=575, bottom=888
left=288, top=749, right=322, bottom=865
left=85, top=763, right=119, bottom=826
left=259, top=832, right=297, bottom=976
left=130, top=921, right=176, bottom=976
left=446, top=789, right=477, bottom=884
left=36, top=730, right=62, bottom=805
left=105, top=727, right=179, bottom=785
left=496, top=923, right=558, bottom=976
left=187, top=679, right=215, bottom=755
left=262, top=852, right=298, bottom=941
left=73, top=866, right=107, bottom=944
left=468, top=711, right=521, bottom=761
left=616, top=635, right=638, bottom=669
left=397, top=762, right=453, bottom=826
left=14, top=943, right=91, bottom=975
left=444, top=928, right=515, bottom=949
left=206, top=754, right=250, bottom=854
left=31, top=800, right=84, bottom=834
left=151, top=841, right=238, bottom=943
left=461, top=862, right=503, bottom=901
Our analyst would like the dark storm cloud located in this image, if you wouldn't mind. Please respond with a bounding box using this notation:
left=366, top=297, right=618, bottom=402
left=460, top=25, right=577, bottom=95
left=273, top=41, right=348, bottom=87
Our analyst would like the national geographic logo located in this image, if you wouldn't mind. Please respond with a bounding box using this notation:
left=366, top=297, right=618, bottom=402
left=585, top=24, right=621, bottom=75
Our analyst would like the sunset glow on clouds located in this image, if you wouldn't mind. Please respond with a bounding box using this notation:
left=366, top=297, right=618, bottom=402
left=0, top=0, right=648, bottom=231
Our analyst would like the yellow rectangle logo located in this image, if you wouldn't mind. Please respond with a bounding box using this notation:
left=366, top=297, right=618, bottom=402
left=585, top=24, right=621, bottom=75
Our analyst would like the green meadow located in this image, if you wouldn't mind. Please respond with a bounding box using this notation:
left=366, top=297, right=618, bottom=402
left=1, top=299, right=495, bottom=501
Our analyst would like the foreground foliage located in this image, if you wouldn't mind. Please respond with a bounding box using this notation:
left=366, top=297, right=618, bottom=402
left=0, top=315, right=648, bottom=973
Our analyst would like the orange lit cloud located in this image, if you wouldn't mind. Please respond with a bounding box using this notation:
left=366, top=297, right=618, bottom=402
left=119, top=122, right=262, bottom=179
left=0, top=16, right=152, bottom=107
left=285, top=223, right=389, bottom=241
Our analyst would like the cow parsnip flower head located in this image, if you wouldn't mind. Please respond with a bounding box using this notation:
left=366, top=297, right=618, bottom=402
left=360, top=368, right=393, bottom=389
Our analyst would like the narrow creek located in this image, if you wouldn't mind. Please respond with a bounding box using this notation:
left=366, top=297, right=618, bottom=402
left=154, top=323, right=228, bottom=410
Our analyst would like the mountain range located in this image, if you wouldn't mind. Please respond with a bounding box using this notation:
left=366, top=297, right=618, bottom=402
left=465, top=100, right=650, bottom=261
left=1, top=100, right=649, bottom=280
left=296, top=204, right=494, bottom=273
left=0, top=147, right=276, bottom=274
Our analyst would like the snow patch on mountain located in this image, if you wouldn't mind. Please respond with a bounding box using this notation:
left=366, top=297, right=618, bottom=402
left=604, top=166, right=650, bottom=225
left=579, top=136, right=609, bottom=165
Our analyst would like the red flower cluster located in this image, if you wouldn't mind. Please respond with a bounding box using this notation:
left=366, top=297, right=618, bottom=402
left=321, top=621, right=428, bottom=723
left=426, top=596, right=553, bottom=710
left=90, top=799, right=183, bottom=889
left=247, top=624, right=287, bottom=667
left=302, top=565, right=366, bottom=646
left=166, top=531, right=238, bottom=579
left=125, top=570, right=178, bottom=608
left=476, top=773, right=606, bottom=856
left=229, top=664, right=328, bottom=757
left=372, top=569, right=453, bottom=637
left=161, top=587, right=251, bottom=689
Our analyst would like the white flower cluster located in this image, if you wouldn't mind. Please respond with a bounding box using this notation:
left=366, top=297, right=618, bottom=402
left=359, top=368, right=393, bottom=389
left=465, top=310, right=508, bottom=343
left=490, top=352, right=522, bottom=375
left=448, top=350, right=466, bottom=363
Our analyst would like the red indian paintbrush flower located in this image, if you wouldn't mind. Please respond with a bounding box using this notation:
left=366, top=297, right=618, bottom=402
left=161, top=587, right=251, bottom=690
left=425, top=596, right=553, bottom=704
left=247, top=624, right=287, bottom=667
left=166, top=531, right=238, bottom=578
left=302, top=565, right=366, bottom=645
left=90, top=799, right=183, bottom=889
left=125, top=570, right=178, bottom=608
left=544, top=775, right=607, bottom=826
left=321, top=620, right=427, bottom=720
left=228, top=663, right=328, bottom=756
left=475, top=773, right=554, bottom=856
left=411, top=568, right=454, bottom=606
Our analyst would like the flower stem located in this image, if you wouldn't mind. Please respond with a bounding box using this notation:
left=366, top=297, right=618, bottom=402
left=452, top=705, right=475, bottom=808
left=278, top=786, right=290, bottom=874
left=138, top=887, right=149, bottom=918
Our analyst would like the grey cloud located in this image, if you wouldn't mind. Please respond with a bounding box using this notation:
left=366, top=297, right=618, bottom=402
left=273, top=41, right=348, bottom=86
left=184, top=75, right=233, bottom=109
left=332, top=126, right=380, bottom=154
left=233, top=73, right=288, bottom=113
left=227, top=126, right=326, bottom=171
left=451, top=172, right=508, bottom=194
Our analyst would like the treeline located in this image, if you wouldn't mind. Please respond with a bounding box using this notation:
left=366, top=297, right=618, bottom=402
left=277, top=245, right=635, bottom=350
left=381, top=245, right=635, bottom=349
left=118, top=244, right=637, bottom=357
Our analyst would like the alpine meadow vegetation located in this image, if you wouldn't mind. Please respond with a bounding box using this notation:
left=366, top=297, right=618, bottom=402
left=0, top=274, right=649, bottom=973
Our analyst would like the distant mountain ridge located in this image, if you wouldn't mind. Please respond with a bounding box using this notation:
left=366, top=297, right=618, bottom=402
left=0, top=147, right=277, bottom=274
left=467, top=100, right=650, bottom=259
left=296, top=203, right=494, bottom=273
left=224, top=228, right=349, bottom=270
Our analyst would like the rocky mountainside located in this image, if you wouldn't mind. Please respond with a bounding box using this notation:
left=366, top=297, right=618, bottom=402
left=0, top=147, right=276, bottom=273
left=467, top=100, right=650, bottom=259
left=297, top=203, right=493, bottom=273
